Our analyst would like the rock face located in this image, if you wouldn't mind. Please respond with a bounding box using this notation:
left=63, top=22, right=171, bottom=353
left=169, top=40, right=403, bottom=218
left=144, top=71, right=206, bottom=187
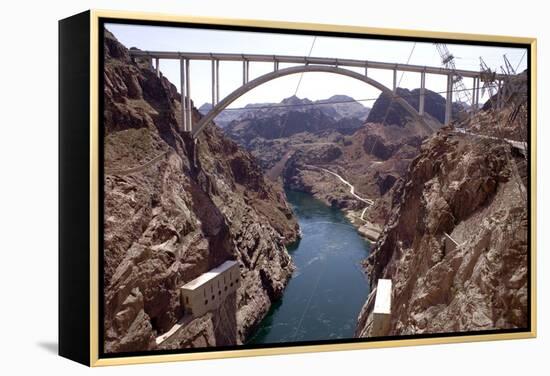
left=462, top=71, right=528, bottom=142
left=280, top=122, right=425, bottom=229
left=314, top=95, right=371, bottom=120
left=356, top=128, right=528, bottom=337
left=366, top=87, right=462, bottom=126
left=103, top=30, right=299, bottom=353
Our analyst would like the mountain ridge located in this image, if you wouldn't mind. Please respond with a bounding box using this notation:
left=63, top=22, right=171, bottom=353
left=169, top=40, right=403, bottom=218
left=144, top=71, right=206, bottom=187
left=199, top=94, right=370, bottom=128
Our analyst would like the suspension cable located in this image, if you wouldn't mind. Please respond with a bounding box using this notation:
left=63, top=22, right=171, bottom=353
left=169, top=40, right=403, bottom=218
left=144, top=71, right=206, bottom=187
left=278, top=36, right=318, bottom=139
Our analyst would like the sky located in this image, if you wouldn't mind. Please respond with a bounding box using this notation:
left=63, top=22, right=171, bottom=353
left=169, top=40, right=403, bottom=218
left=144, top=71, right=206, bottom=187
left=106, top=23, right=528, bottom=109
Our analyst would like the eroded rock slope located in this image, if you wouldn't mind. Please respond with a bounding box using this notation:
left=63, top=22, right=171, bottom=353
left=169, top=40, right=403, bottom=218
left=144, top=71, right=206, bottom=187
left=103, top=30, right=299, bottom=353
left=356, top=126, right=528, bottom=336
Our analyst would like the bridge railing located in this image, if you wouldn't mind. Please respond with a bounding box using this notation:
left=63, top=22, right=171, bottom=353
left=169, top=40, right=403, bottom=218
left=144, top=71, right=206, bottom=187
left=129, top=50, right=503, bottom=79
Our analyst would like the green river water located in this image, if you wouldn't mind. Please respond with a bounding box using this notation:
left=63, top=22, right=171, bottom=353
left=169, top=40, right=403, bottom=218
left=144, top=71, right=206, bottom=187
left=247, top=190, right=371, bottom=344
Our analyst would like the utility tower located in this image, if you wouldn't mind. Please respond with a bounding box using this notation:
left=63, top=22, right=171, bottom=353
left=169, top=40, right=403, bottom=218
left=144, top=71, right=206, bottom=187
left=435, top=43, right=473, bottom=107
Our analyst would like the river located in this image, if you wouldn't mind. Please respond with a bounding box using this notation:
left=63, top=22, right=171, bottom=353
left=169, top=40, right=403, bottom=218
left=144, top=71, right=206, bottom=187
left=247, top=190, right=371, bottom=345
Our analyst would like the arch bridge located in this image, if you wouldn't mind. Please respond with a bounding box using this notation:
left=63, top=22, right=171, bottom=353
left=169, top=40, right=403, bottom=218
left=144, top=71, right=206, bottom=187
left=129, top=50, right=508, bottom=139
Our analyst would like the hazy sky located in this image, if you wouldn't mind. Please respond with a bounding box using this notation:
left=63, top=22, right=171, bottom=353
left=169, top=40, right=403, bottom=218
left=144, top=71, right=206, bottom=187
left=106, top=23, right=528, bottom=109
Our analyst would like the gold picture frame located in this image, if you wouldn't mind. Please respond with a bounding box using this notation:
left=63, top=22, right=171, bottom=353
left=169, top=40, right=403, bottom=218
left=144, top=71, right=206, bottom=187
left=58, top=9, right=537, bottom=367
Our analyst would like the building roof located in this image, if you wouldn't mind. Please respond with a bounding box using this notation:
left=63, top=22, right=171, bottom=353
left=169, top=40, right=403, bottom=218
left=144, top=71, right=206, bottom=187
left=180, top=260, right=239, bottom=291
left=373, top=279, right=392, bottom=314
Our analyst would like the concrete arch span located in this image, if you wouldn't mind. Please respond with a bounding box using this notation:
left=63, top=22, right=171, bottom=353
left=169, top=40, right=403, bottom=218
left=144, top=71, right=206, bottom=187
left=192, top=64, right=435, bottom=138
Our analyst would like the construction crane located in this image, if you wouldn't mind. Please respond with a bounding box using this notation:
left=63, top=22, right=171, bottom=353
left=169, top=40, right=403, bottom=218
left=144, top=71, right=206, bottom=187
left=500, top=54, right=526, bottom=109
left=501, top=54, right=516, bottom=76
left=479, top=56, right=499, bottom=110
left=434, top=43, right=473, bottom=107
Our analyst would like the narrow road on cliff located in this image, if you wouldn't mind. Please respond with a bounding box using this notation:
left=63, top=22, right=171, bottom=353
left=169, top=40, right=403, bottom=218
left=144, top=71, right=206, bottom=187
left=454, top=127, right=527, bottom=154
left=304, top=164, right=374, bottom=221
left=105, top=150, right=173, bottom=176
left=312, top=166, right=374, bottom=205
left=266, top=142, right=339, bottom=181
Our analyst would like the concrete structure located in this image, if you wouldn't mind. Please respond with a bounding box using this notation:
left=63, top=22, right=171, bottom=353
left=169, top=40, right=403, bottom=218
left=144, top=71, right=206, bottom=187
left=130, top=50, right=507, bottom=137
left=180, top=260, right=240, bottom=317
left=445, top=74, right=453, bottom=125
left=371, top=279, right=392, bottom=337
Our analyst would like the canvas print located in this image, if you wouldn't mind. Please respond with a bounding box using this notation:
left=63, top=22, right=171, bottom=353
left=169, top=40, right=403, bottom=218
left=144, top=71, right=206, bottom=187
left=101, top=20, right=530, bottom=356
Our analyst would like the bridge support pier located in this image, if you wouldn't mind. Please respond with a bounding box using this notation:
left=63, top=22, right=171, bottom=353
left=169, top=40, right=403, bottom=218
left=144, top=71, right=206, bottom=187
left=186, top=59, right=192, bottom=132
left=445, top=74, right=453, bottom=125
left=392, top=69, right=397, bottom=93
left=179, top=57, right=187, bottom=132
left=243, top=60, right=249, bottom=84
left=472, top=77, right=478, bottom=112
left=497, top=79, right=503, bottom=110
left=419, top=71, right=426, bottom=116
left=155, top=57, right=160, bottom=78
left=211, top=59, right=219, bottom=106
left=216, top=60, right=220, bottom=105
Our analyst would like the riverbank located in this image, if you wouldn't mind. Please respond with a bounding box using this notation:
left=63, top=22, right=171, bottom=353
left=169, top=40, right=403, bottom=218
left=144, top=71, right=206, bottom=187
left=345, top=210, right=383, bottom=243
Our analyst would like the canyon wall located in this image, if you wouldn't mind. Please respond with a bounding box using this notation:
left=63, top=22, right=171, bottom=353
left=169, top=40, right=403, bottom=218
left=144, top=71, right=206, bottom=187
left=103, top=30, right=299, bottom=353
left=356, top=122, right=528, bottom=336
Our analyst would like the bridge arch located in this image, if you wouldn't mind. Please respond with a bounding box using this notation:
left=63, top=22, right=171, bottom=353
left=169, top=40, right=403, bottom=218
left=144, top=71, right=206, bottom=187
left=192, top=64, right=435, bottom=138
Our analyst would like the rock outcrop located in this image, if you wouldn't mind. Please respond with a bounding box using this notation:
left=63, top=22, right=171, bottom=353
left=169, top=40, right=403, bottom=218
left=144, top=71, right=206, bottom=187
left=461, top=71, right=528, bottom=142
left=280, top=122, right=425, bottom=229
left=366, top=87, right=462, bottom=127
left=356, top=128, right=528, bottom=336
left=103, top=29, right=299, bottom=353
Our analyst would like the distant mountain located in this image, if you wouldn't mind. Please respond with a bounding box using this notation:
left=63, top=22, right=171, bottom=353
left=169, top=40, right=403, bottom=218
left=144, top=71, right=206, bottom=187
left=366, top=87, right=463, bottom=127
left=314, top=95, right=370, bottom=120
left=199, top=94, right=370, bottom=129
left=221, top=95, right=370, bottom=147
left=198, top=103, right=243, bottom=127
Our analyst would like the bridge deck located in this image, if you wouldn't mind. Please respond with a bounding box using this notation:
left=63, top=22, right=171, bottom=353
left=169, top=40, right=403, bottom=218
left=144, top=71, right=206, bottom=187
left=129, top=50, right=504, bottom=79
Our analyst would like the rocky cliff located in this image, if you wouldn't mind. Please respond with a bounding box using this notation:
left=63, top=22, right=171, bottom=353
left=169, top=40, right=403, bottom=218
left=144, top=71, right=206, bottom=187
left=103, top=30, right=299, bottom=353
left=366, top=87, right=462, bottom=127
left=356, top=123, right=528, bottom=336
left=461, top=71, right=528, bottom=142
left=281, top=123, right=421, bottom=220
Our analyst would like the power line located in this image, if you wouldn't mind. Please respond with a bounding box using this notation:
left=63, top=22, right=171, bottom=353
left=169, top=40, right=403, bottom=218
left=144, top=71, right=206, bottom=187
left=278, top=36, right=318, bottom=139
left=515, top=51, right=527, bottom=72
left=294, top=36, right=317, bottom=97
left=397, top=43, right=416, bottom=87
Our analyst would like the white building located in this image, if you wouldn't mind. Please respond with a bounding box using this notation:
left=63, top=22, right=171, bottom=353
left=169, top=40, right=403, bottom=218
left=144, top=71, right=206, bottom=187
left=371, top=278, right=392, bottom=337
left=179, top=260, right=240, bottom=317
